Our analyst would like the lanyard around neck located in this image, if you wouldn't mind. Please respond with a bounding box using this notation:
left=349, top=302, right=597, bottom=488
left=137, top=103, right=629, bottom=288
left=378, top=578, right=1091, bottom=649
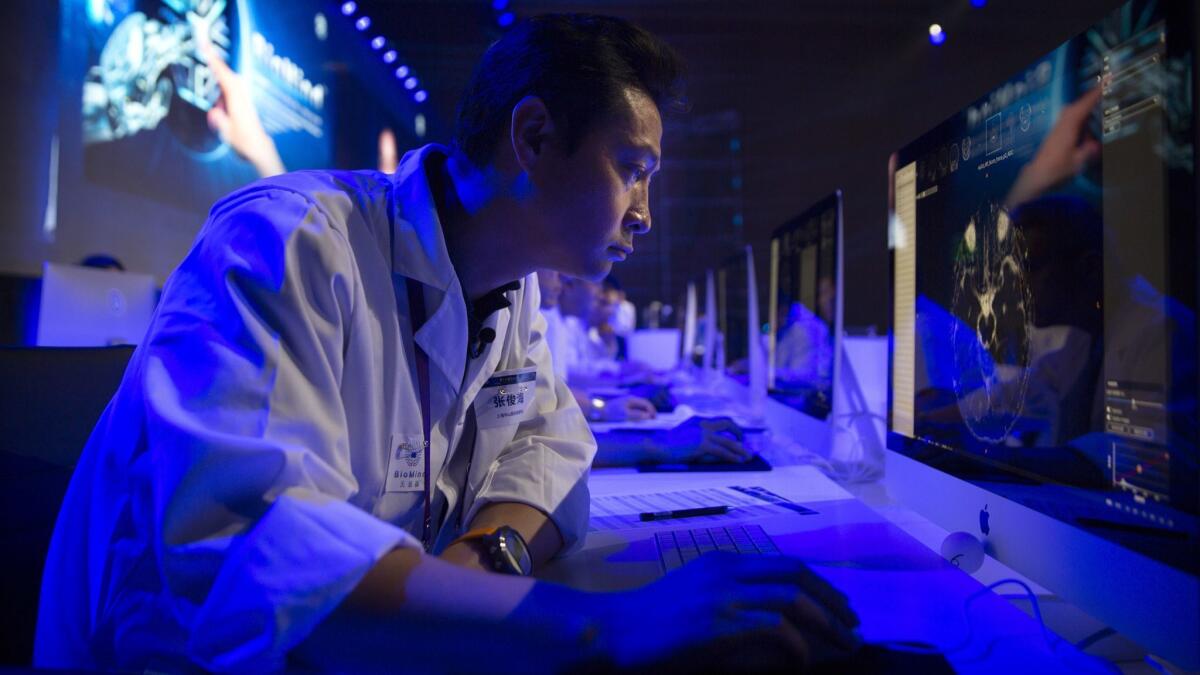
left=404, top=278, right=434, bottom=549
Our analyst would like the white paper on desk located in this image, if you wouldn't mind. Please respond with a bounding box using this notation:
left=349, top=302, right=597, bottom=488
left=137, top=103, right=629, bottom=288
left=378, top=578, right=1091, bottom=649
left=589, top=485, right=808, bottom=531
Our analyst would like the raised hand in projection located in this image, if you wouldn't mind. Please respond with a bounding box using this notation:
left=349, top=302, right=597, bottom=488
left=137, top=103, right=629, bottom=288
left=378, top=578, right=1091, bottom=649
left=200, top=39, right=285, bottom=178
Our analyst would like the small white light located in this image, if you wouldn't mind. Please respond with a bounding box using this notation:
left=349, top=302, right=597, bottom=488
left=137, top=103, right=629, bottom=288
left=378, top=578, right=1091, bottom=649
left=383, top=50, right=397, bottom=64
left=404, top=76, right=418, bottom=90
left=928, top=23, right=946, bottom=45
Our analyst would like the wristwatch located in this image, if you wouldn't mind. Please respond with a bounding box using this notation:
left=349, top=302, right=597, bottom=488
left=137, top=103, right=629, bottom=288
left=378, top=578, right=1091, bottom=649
left=453, top=525, right=533, bottom=576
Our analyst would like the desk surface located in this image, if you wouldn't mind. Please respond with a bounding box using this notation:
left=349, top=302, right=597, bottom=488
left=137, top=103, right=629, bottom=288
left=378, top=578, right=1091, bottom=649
left=544, top=457, right=1103, bottom=672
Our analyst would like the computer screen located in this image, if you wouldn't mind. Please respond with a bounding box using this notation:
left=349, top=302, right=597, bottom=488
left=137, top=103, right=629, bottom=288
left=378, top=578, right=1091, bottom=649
left=769, top=191, right=842, bottom=420
left=888, top=0, right=1197, bottom=665
left=37, top=263, right=158, bottom=347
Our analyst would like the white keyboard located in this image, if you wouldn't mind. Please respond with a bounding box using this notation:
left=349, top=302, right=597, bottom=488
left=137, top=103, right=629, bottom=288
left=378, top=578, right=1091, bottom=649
left=655, top=523, right=781, bottom=572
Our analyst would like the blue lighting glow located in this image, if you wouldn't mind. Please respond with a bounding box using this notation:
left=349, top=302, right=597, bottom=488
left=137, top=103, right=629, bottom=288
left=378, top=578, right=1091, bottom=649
left=491, top=0, right=509, bottom=9
left=394, top=65, right=410, bottom=79
left=340, top=1, right=356, bottom=16
left=970, top=0, right=987, bottom=6
left=929, top=23, right=946, bottom=45
left=355, top=16, right=371, bottom=31
left=383, top=50, right=397, bottom=64
left=498, top=12, right=515, bottom=27
left=370, top=36, right=385, bottom=50
left=414, top=90, right=428, bottom=103
left=404, top=77, right=418, bottom=90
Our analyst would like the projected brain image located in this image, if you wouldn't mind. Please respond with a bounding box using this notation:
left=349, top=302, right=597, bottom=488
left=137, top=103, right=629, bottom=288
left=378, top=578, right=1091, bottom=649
left=83, top=0, right=233, bottom=150
left=950, top=203, right=1034, bottom=444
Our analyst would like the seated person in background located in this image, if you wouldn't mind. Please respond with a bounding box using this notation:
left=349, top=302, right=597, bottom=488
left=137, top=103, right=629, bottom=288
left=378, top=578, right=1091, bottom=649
left=78, top=254, right=126, bottom=271
left=558, top=274, right=619, bottom=376
left=545, top=270, right=655, bottom=421
left=540, top=270, right=753, bottom=466
left=775, top=279, right=835, bottom=390
left=603, top=273, right=638, bottom=337
left=535, top=269, right=570, bottom=382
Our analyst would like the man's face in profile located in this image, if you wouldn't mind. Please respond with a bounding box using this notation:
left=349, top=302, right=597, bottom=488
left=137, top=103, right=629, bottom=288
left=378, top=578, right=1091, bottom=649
left=535, top=87, right=663, bottom=281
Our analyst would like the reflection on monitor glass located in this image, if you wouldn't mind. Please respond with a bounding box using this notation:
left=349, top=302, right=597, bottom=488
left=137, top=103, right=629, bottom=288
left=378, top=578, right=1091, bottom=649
left=889, top=0, right=1197, bottom=575
left=770, top=193, right=840, bottom=420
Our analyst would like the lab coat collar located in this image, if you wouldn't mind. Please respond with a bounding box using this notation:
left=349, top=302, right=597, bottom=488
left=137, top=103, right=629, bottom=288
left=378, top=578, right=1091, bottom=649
left=390, top=143, right=458, bottom=292
left=390, top=144, right=469, bottom=394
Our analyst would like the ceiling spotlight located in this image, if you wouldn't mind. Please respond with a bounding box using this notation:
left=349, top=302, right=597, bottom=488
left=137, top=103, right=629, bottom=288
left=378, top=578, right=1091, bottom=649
left=970, top=0, right=987, bottom=7
left=414, top=90, right=428, bottom=103
left=498, top=11, right=515, bottom=27
left=383, top=50, right=397, bottom=64
left=340, top=1, right=356, bottom=16
left=370, top=36, right=385, bottom=50
left=491, top=0, right=509, bottom=9
left=355, top=16, right=371, bottom=31
left=929, top=23, right=946, bottom=45
left=394, top=65, right=410, bottom=79
left=404, top=76, right=418, bottom=90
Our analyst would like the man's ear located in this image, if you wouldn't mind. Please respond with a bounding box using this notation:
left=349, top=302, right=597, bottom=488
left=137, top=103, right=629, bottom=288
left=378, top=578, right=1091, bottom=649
left=510, top=96, right=556, bottom=175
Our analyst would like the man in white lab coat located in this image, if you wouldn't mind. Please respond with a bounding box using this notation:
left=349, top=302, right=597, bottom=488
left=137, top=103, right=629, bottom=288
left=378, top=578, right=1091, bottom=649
left=36, top=14, right=860, bottom=672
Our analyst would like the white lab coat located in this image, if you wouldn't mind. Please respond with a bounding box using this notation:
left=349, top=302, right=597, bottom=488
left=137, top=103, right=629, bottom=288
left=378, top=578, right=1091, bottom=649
left=542, top=305, right=569, bottom=382
left=34, top=145, right=597, bottom=672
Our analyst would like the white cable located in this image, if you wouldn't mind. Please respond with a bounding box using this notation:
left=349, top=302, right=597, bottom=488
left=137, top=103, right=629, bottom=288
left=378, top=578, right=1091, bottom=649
left=873, top=579, right=1118, bottom=673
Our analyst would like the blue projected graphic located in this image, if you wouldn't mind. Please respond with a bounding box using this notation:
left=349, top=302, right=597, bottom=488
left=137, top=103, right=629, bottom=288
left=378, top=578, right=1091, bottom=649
left=63, top=0, right=333, bottom=213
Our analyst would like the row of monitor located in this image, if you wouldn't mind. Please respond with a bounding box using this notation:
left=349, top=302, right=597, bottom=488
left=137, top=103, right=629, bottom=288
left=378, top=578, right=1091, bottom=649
left=686, top=0, right=1197, bottom=667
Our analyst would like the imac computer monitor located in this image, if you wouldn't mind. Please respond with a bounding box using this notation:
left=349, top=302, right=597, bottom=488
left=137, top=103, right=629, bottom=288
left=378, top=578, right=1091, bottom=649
left=676, top=279, right=700, bottom=369
left=887, top=0, right=1197, bottom=667
left=768, top=190, right=844, bottom=421
left=718, top=246, right=770, bottom=394
left=36, top=262, right=158, bottom=347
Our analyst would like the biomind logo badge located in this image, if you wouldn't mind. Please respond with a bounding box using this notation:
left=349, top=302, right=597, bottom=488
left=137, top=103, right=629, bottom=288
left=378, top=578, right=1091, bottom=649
left=396, top=441, right=421, bottom=467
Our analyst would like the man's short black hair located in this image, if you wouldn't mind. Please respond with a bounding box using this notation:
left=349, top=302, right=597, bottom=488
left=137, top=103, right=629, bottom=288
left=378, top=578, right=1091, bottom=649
left=454, top=13, right=687, bottom=168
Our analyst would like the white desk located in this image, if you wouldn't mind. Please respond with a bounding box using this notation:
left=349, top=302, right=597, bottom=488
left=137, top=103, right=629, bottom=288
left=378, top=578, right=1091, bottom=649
left=540, top=378, right=1108, bottom=673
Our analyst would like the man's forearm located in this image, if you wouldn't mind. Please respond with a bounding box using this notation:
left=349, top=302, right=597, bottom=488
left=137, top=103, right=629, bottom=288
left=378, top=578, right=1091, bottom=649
left=440, top=501, right=564, bottom=572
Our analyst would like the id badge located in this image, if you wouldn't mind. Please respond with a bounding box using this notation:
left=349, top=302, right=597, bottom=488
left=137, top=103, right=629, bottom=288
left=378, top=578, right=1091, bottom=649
left=474, top=366, right=537, bottom=430
left=385, top=434, right=428, bottom=493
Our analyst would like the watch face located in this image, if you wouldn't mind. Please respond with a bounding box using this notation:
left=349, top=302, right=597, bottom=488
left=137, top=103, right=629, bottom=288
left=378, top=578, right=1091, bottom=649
left=495, top=527, right=532, bottom=576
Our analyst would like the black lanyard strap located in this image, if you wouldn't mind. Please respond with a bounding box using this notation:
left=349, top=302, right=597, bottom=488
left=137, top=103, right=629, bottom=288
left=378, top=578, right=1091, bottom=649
left=404, top=278, right=434, bottom=549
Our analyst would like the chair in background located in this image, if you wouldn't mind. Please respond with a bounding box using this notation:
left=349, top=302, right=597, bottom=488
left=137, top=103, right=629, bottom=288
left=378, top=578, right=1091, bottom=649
left=0, top=346, right=134, bottom=665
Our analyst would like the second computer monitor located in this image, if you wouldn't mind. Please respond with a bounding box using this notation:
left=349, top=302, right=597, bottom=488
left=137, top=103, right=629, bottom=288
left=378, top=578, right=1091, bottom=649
left=768, top=190, right=844, bottom=420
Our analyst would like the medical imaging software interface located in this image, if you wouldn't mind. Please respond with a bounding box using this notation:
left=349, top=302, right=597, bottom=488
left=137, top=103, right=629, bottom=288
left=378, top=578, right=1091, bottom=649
left=771, top=196, right=837, bottom=420
left=889, top=0, right=1197, bottom=573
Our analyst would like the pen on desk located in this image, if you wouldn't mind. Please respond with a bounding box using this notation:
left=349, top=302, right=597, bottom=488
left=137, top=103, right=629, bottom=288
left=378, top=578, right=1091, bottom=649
left=639, top=505, right=731, bottom=522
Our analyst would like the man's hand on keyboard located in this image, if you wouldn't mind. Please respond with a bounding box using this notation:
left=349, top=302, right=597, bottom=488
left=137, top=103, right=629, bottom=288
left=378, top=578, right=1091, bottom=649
left=593, top=552, right=861, bottom=667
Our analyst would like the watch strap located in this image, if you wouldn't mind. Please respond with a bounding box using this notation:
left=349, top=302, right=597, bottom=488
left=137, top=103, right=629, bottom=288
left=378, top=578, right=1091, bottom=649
left=448, top=526, right=500, bottom=548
